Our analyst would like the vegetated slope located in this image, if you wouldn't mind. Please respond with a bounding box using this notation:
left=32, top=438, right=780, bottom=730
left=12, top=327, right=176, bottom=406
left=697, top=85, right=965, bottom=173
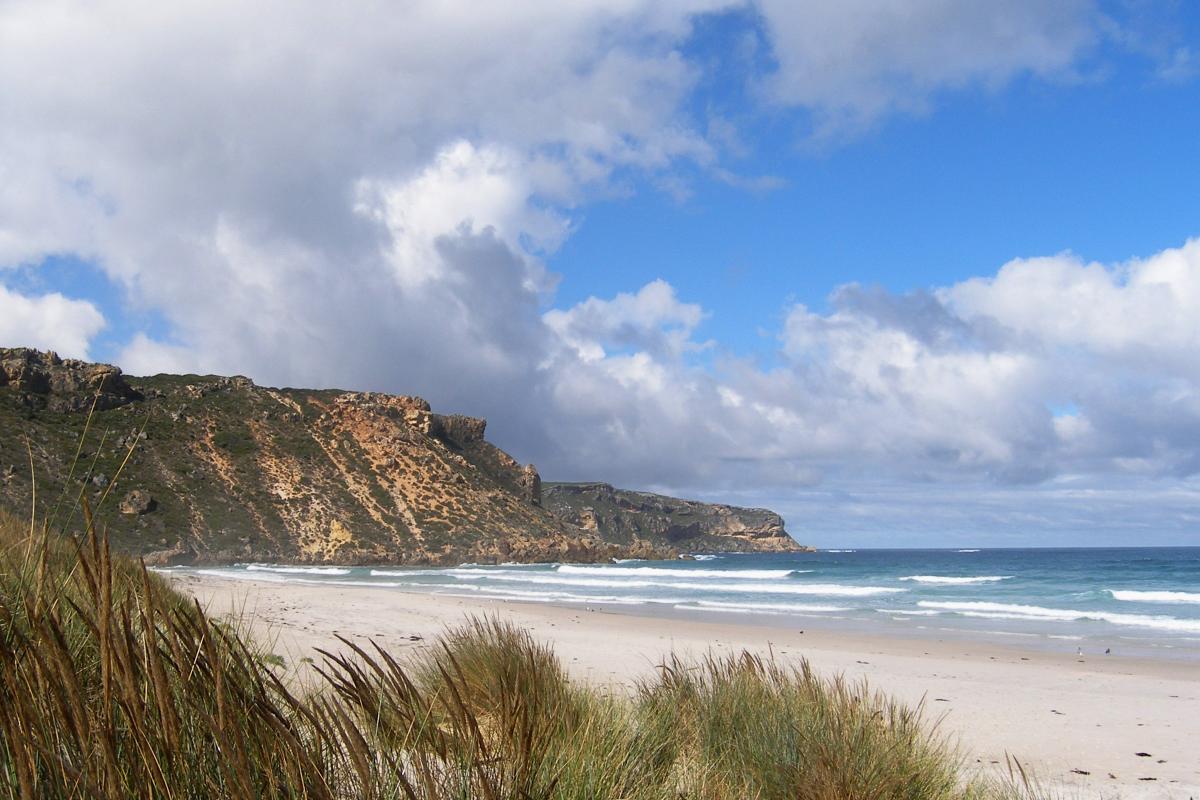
left=542, top=483, right=809, bottom=553
left=0, top=348, right=805, bottom=565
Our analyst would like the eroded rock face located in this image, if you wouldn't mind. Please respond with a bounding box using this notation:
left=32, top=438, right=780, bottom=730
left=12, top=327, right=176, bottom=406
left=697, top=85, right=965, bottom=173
left=519, top=464, right=542, bottom=506
left=0, top=348, right=141, bottom=411
left=142, top=542, right=196, bottom=566
left=437, top=414, right=487, bottom=448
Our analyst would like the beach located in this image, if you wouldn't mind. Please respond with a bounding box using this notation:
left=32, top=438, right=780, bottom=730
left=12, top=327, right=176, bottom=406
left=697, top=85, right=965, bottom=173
left=172, top=572, right=1200, bottom=799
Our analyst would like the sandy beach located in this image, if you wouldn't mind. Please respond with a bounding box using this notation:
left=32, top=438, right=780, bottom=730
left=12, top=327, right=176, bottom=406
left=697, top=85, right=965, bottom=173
left=171, top=573, right=1200, bottom=799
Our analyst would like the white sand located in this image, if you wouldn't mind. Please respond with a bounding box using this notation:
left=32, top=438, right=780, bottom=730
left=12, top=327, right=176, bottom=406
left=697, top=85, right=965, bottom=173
left=171, top=573, right=1200, bottom=799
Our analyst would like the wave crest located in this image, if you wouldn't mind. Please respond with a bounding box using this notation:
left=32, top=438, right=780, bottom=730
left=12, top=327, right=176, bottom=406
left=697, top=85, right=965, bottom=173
left=556, top=565, right=803, bottom=579
left=918, top=601, right=1200, bottom=633
left=246, top=564, right=352, bottom=576
left=1109, top=589, right=1200, bottom=605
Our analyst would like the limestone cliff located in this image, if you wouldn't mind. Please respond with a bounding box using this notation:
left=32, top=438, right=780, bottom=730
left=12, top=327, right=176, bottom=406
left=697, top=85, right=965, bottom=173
left=542, top=482, right=809, bottom=554
left=0, top=348, right=805, bottom=564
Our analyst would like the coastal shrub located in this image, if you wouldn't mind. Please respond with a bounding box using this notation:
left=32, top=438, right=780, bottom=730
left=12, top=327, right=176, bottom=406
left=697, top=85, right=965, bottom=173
left=639, top=653, right=962, bottom=800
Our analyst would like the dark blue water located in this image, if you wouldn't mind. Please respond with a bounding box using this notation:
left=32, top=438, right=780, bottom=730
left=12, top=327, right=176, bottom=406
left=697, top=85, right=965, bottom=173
left=172, top=547, right=1200, bottom=660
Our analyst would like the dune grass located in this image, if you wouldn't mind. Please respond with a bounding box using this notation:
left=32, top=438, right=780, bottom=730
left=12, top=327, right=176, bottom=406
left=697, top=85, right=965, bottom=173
left=0, top=452, right=1045, bottom=799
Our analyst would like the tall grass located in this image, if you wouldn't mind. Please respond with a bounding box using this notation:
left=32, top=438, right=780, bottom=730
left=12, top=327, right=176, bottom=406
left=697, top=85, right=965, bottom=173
left=0, top=484, right=1045, bottom=798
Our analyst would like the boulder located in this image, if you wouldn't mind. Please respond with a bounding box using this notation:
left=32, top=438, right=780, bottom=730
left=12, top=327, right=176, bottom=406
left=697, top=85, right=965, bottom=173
left=141, top=542, right=195, bottom=566
left=119, top=489, right=157, bottom=515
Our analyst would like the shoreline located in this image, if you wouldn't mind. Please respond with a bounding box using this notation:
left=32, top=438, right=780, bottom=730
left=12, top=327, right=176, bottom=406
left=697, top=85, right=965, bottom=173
left=171, top=572, right=1200, bottom=799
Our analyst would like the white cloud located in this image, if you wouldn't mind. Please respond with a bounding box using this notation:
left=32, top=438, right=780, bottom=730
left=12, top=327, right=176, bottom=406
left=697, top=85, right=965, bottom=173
left=544, top=279, right=706, bottom=361
left=520, top=239, right=1200, bottom=503
left=945, top=240, right=1200, bottom=372
left=0, top=285, right=105, bottom=359
left=754, top=0, right=1099, bottom=134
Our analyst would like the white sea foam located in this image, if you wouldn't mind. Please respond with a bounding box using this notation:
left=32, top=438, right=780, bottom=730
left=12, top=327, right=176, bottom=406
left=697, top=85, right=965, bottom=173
left=1109, top=589, right=1200, bottom=605
left=198, top=568, right=286, bottom=582
left=918, top=601, right=1200, bottom=634
left=956, top=549, right=981, bottom=553
left=691, top=554, right=721, bottom=561
left=450, top=572, right=902, bottom=596
left=556, top=565, right=804, bottom=579
left=687, top=599, right=849, bottom=613
left=436, top=583, right=685, bottom=604
left=675, top=604, right=787, bottom=617
left=198, top=569, right=404, bottom=589
left=246, top=564, right=352, bottom=576
left=373, top=567, right=544, bottom=577
left=825, top=549, right=856, bottom=553
left=899, top=575, right=1012, bottom=585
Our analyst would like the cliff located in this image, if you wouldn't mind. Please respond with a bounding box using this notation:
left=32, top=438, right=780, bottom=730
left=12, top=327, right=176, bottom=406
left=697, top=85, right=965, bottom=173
left=542, top=482, right=809, bottom=554
left=0, top=348, right=804, bottom=564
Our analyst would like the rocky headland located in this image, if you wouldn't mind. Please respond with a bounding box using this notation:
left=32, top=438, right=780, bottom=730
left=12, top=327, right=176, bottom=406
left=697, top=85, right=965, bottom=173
left=542, top=482, right=808, bottom=554
left=0, top=347, right=807, bottom=565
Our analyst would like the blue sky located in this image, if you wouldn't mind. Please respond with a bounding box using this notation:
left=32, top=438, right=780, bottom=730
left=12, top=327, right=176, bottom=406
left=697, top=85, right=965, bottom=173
left=554, top=14, right=1200, bottom=347
left=2, top=1, right=1200, bottom=546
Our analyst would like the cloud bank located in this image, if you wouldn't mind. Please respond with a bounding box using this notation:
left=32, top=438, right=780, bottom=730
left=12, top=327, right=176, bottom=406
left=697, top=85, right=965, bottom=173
left=1, top=0, right=1193, bottom=542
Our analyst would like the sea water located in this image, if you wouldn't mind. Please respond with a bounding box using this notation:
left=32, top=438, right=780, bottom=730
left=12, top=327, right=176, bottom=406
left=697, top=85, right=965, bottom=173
left=169, top=547, right=1200, bottom=660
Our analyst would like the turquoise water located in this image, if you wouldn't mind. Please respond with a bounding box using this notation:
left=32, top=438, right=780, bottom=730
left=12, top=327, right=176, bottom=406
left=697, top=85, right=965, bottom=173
left=172, top=547, right=1200, bottom=660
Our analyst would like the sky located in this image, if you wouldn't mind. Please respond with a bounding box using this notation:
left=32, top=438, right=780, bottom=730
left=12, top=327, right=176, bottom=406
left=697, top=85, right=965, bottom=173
left=2, top=1, right=1200, bottom=547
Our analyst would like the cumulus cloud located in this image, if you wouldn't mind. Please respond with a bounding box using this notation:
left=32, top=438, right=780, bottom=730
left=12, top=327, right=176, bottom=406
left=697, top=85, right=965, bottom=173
left=544, top=239, right=1200, bottom=494
left=0, top=285, right=105, bottom=359
left=544, top=280, right=707, bottom=362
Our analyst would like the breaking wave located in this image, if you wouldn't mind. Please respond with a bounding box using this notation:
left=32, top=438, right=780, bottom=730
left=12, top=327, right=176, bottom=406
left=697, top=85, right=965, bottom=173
left=1109, top=590, right=1200, bottom=605
left=555, top=565, right=804, bottom=580
left=246, top=564, right=352, bottom=576
left=918, top=601, right=1200, bottom=634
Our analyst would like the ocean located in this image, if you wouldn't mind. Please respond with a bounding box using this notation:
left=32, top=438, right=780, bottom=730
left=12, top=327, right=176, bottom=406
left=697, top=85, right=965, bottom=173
left=173, top=547, right=1200, bottom=661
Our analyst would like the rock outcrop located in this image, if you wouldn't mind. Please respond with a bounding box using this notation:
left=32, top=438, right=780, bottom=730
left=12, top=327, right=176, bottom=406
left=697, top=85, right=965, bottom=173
left=0, top=347, right=806, bottom=564
left=0, top=348, right=142, bottom=411
left=542, top=482, right=809, bottom=554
